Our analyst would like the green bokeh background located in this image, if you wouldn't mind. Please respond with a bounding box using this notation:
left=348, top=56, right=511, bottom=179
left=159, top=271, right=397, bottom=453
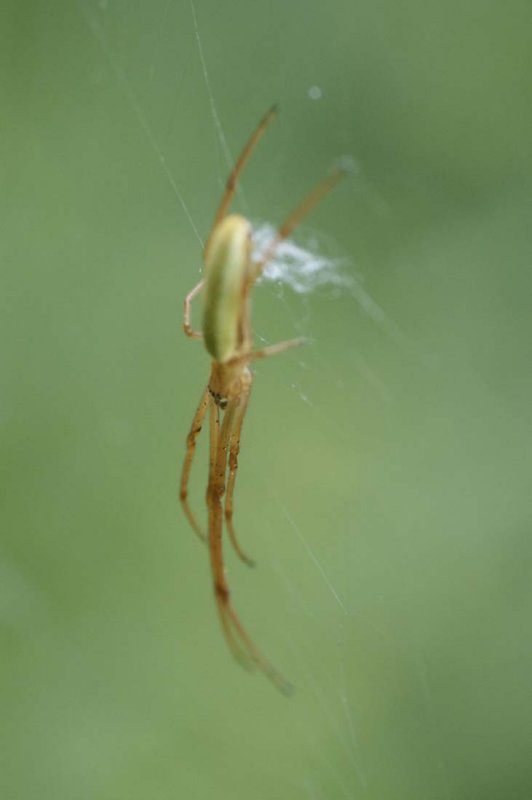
left=2, top=1, right=532, bottom=798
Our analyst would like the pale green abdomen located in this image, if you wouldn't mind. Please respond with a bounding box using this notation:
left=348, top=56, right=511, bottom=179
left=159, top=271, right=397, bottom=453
left=202, top=215, right=252, bottom=363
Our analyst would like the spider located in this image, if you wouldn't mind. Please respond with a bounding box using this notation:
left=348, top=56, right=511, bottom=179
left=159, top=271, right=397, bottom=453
left=180, top=106, right=344, bottom=694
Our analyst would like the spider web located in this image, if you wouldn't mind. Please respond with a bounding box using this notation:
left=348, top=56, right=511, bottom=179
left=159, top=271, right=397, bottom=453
left=21, top=0, right=524, bottom=800
left=76, top=2, right=442, bottom=798
left=4, top=1, right=530, bottom=798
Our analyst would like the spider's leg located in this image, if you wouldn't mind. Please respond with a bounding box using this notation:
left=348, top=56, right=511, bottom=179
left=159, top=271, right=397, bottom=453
left=223, top=599, right=294, bottom=697
left=225, top=381, right=255, bottom=567
left=207, top=400, right=254, bottom=670
left=204, top=105, right=278, bottom=262
left=253, top=167, right=345, bottom=279
left=183, top=280, right=204, bottom=339
left=227, top=337, right=306, bottom=370
left=208, top=398, right=292, bottom=695
left=180, top=386, right=209, bottom=542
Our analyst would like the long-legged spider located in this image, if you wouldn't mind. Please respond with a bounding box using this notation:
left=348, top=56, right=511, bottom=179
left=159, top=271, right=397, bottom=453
left=180, top=106, right=343, bottom=694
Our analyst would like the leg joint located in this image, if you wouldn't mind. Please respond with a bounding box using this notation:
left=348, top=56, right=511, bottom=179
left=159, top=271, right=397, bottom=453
left=215, top=582, right=229, bottom=602
left=186, top=427, right=201, bottom=447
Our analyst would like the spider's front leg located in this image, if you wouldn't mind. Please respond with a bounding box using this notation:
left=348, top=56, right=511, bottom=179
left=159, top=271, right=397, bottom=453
left=180, top=387, right=209, bottom=543
left=207, top=394, right=293, bottom=695
left=225, top=379, right=255, bottom=567
left=206, top=400, right=252, bottom=669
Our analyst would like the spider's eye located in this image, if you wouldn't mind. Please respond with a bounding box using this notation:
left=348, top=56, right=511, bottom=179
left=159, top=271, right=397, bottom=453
left=219, top=398, right=228, bottom=410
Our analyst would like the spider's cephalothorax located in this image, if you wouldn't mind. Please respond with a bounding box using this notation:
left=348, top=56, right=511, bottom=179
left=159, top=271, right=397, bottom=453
left=179, top=106, right=344, bottom=694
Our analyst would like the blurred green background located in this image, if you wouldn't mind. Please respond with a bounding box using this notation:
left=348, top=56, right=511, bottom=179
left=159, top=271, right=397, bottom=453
left=2, top=0, right=532, bottom=798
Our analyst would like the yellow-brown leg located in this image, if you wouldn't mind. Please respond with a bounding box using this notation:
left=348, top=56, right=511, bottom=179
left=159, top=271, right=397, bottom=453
left=225, top=382, right=255, bottom=567
left=204, top=105, right=278, bottom=262
left=179, top=387, right=209, bottom=542
left=208, top=397, right=292, bottom=694
left=253, top=167, right=345, bottom=278
left=183, top=280, right=204, bottom=339
left=207, top=400, right=252, bottom=669
left=227, top=337, right=306, bottom=371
